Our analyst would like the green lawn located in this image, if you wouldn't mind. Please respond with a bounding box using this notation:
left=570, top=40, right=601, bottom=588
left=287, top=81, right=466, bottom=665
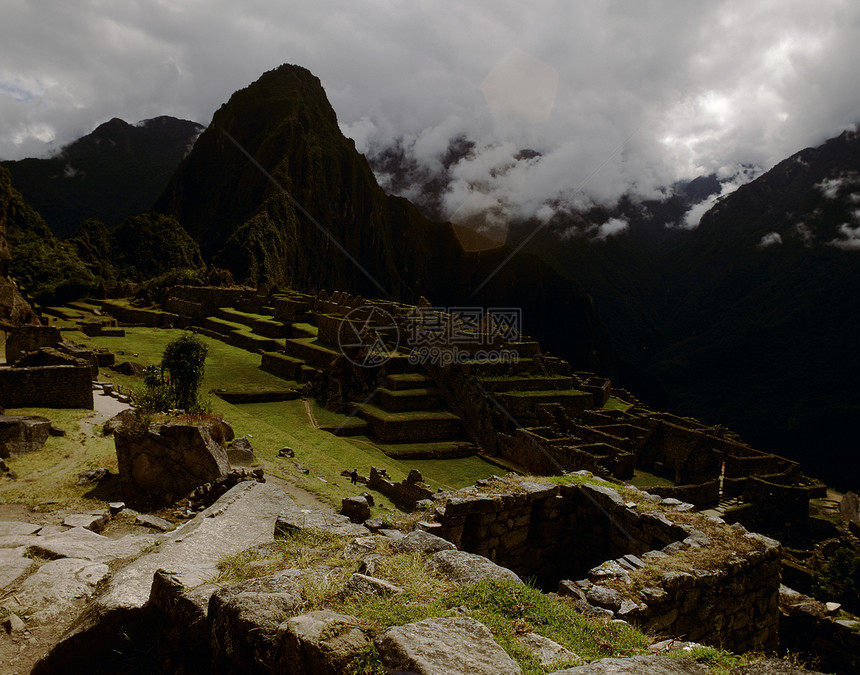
left=20, top=314, right=499, bottom=511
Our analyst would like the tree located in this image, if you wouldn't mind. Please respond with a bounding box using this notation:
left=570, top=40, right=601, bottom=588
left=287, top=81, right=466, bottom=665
left=161, top=334, right=208, bottom=411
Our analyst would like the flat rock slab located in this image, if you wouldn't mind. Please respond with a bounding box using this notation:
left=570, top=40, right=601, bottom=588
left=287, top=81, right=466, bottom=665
left=426, top=550, right=523, bottom=585
left=135, top=513, right=175, bottom=531
left=0, top=534, right=42, bottom=549
left=375, top=616, right=522, bottom=675
left=518, top=632, right=580, bottom=667
left=275, top=503, right=369, bottom=538
left=16, top=557, right=110, bottom=624
left=27, top=527, right=157, bottom=563
left=33, top=482, right=297, bottom=673
left=0, top=521, right=41, bottom=537
left=391, top=530, right=456, bottom=555
left=551, top=655, right=708, bottom=674
left=0, top=555, right=34, bottom=590
left=63, top=513, right=108, bottom=532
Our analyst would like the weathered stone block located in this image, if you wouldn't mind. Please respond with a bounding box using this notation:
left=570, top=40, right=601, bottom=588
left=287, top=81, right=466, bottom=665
left=114, top=420, right=231, bottom=504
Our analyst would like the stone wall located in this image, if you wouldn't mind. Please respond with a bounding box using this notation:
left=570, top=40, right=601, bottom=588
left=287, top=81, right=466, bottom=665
left=368, top=466, right=434, bottom=510
left=779, top=586, right=860, bottom=674
left=641, top=479, right=721, bottom=507
left=0, top=364, right=93, bottom=409
left=100, top=301, right=188, bottom=328
left=432, top=480, right=687, bottom=587
left=5, top=325, right=61, bottom=363
left=427, top=478, right=781, bottom=653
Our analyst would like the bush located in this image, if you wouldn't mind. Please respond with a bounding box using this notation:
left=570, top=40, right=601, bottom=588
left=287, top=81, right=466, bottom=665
left=162, top=334, right=208, bottom=412
left=812, top=545, right=860, bottom=613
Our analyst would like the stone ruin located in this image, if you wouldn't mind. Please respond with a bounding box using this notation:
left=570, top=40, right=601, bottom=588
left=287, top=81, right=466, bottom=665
left=0, top=325, right=108, bottom=409
left=92, top=285, right=828, bottom=540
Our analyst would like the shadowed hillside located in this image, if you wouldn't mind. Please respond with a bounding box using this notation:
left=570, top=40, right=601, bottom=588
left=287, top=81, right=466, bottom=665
left=2, top=116, right=203, bottom=237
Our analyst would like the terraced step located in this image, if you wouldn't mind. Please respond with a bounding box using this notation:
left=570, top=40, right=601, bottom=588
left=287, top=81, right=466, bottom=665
left=290, top=322, right=318, bottom=338
left=215, top=307, right=260, bottom=328
left=283, top=337, right=340, bottom=367
left=356, top=403, right=463, bottom=442
left=376, top=440, right=476, bottom=459
left=202, top=315, right=245, bottom=336
left=459, top=357, right=540, bottom=377
left=375, top=386, right=446, bottom=412
left=384, top=373, right=433, bottom=390
left=478, top=375, right=575, bottom=392
left=261, top=352, right=305, bottom=380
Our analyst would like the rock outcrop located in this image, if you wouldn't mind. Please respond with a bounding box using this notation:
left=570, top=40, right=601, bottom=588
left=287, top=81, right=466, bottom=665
left=374, top=616, right=522, bottom=675
left=0, top=414, right=52, bottom=457
left=32, top=481, right=294, bottom=674
left=114, top=418, right=233, bottom=503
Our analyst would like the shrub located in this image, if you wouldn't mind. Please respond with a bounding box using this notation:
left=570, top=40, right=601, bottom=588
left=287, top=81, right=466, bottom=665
left=812, top=545, right=860, bottom=613
left=162, top=334, right=208, bottom=412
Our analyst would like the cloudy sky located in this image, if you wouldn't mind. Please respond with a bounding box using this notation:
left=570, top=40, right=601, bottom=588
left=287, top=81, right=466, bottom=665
left=2, top=0, right=860, bottom=223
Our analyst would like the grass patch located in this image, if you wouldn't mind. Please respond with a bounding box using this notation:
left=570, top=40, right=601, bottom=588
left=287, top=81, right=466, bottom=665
left=668, top=645, right=753, bottom=674
left=212, top=528, right=354, bottom=585
left=341, top=580, right=648, bottom=675
left=0, top=407, right=119, bottom=509
left=604, top=397, right=632, bottom=411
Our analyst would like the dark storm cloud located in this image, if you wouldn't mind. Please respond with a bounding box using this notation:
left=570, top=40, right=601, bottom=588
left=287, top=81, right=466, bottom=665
left=2, top=0, right=859, bottom=219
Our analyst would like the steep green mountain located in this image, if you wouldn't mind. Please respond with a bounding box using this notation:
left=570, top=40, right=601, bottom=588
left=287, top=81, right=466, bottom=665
left=154, top=64, right=612, bottom=371
left=2, top=116, right=203, bottom=237
left=0, top=165, right=96, bottom=304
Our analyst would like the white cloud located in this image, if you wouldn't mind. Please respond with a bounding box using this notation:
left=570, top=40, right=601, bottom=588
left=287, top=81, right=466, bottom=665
left=758, top=232, right=783, bottom=247
left=596, top=218, right=629, bottom=240
left=677, top=164, right=763, bottom=229
left=817, top=177, right=845, bottom=199
left=1, top=0, right=860, bottom=220
left=828, top=222, right=860, bottom=250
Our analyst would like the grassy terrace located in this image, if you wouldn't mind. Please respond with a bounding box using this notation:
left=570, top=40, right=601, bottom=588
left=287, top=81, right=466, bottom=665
left=5, top=314, right=498, bottom=511
left=604, top=396, right=633, bottom=412
left=357, top=403, right=460, bottom=422
left=501, top=389, right=589, bottom=397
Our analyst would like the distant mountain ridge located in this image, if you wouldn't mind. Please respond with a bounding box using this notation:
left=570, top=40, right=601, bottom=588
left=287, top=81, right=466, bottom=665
left=1, top=116, right=204, bottom=237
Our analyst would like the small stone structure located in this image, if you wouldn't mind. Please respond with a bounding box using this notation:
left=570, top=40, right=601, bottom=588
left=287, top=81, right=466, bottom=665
left=425, top=477, right=781, bottom=653
left=368, top=467, right=434, bottom=510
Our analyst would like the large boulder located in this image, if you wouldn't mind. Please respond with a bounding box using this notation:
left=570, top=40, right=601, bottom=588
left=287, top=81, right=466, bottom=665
left=375, top=616, right=522, bottom=675
left=426, top=550, right=523, bottom=585
left=274, top=610, right=367, bottom=674
left=209, top=571, right=304, bottom=673
left=0, top=414, right=52, bottom=458
left=226, top=435, right=255, bottom=466
left=391, top=530, right=456, bottom=555
left=114, top=419, right=231, bottom=503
